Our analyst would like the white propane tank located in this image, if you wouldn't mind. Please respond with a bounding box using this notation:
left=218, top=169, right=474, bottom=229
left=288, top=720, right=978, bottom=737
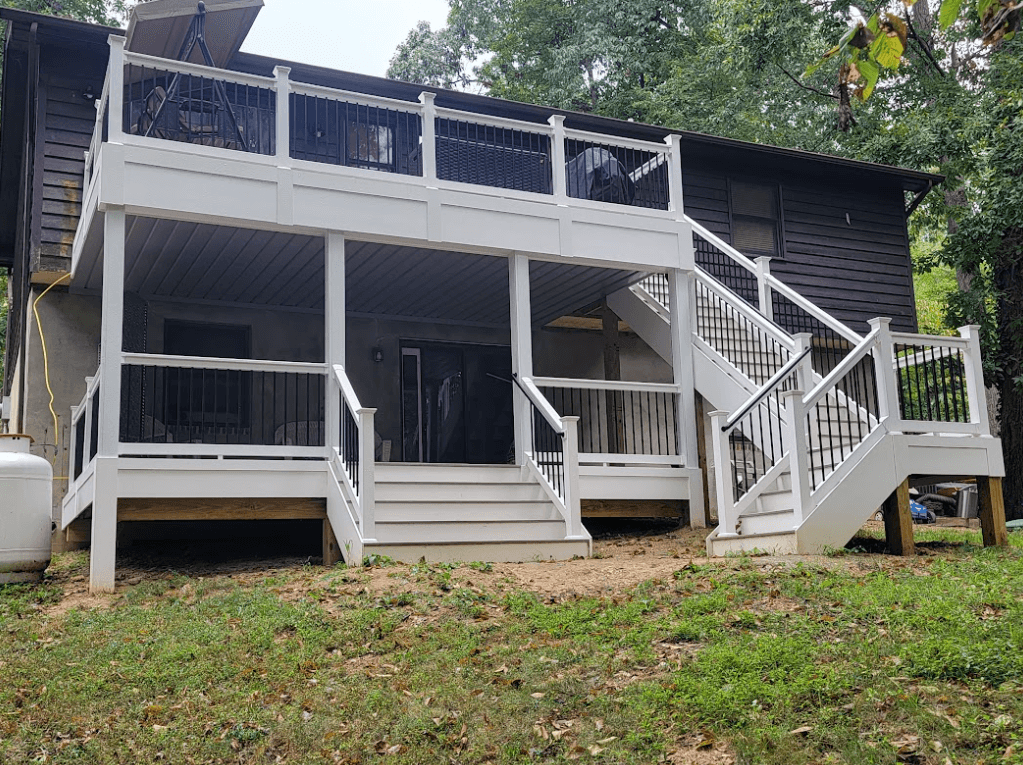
left=0, top=435, right=53, bottom=584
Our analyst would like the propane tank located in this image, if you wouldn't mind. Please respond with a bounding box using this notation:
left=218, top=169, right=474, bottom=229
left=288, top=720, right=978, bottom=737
left=0, top=435, right=53, bottom=583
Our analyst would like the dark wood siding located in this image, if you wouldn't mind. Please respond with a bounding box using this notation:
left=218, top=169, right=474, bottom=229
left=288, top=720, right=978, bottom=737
left=683, top=164, right=917, bottom=335
left=32, top=48, right=106, bottom=274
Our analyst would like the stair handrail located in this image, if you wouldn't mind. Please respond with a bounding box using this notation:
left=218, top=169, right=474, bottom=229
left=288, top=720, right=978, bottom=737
left=684, top=215, right=864, bottom=346
left=801, top=327, right=880, bottom=413
left=693, top=269, right=796, bottom=351
left=724, top=345, right=812, bottom=430
left=710, top=348, right=810, bottom=537
left=331, top=364, right=376, bottom=539
left=511, top=373, right=583, bottom=537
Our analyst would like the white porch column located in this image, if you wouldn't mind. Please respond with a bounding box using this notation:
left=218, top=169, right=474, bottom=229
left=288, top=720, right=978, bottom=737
left=90, top=207, right=125, bottom=593
left=273, top=66, right=291, bottom=161
left=418, top=92, right=438, bottom=183
left=869, top=317, right=902, bottom=432
left=509, top=252, right=533, bottom=464
left=667, top=267, right=704, bottom=525
left=959, top=324, right=990, bottom=434
left=107, top=35, right=125, bottom=142
left=324, top=232, right=345, bottom=458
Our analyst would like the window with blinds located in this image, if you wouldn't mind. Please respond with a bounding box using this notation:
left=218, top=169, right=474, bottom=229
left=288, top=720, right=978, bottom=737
left=730, top=180, right=781, bottom=257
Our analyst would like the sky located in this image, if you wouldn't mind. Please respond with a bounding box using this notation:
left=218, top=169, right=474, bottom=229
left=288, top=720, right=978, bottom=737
left=239, top=0, right=451, bottom=78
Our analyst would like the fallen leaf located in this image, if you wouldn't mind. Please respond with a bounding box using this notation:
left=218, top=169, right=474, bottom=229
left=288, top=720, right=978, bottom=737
left=790, top=726, right=813, bottom=736
left=531, top=692, right=545, bottom=699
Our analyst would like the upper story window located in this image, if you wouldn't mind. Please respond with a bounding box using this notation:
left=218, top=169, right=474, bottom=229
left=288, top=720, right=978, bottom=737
left=347, top=123, right=393, bottom=169
left=729, top=180, right=782, bottom=258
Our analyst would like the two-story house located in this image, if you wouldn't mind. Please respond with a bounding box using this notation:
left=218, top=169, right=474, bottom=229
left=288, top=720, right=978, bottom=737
left=0, top=0, right=1007, bottom=592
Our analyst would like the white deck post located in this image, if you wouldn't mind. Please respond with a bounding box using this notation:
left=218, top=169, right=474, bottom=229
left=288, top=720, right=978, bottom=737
left=755, top=256, right=773, bottom=320
left=548, top=115, right=567, bottom=201
left=959, top=325, right=990, bottom=434
left=562, top=416, right=582, bottom=537
left=509, top=252, right=533, bottom=464
left=418, top=92, right=437, bottom=183
left=358, top=408, right=377, bottom=541
left=107, top=35, right=124, bottom=142
left=90, top=206, right=125, bottom=593
left=709, top=410, right=736, bottom=535
left=324, top=232, right=345, bottom=458
left=869, top=318, right=902, bottom=432
left=668, top=269, right=701, bottom=504
left=664, top=134, right=684, bottom=219
left=793, top=332, right=813, bottom=392
left=783, top=389, right=810, bottom=527
left=273, top=66, right=291, bottom=161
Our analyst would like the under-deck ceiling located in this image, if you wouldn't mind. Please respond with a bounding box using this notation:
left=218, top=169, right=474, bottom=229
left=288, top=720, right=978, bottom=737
left=76, top=216, right=646, bottom=326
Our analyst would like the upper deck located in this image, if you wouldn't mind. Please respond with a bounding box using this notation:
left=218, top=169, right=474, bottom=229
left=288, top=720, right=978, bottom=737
left=74, top=36, right=694, bottom=275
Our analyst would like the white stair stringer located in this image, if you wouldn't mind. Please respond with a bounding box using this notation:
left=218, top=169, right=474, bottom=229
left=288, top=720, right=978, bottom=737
left=353, top=463, right=591, bottom=563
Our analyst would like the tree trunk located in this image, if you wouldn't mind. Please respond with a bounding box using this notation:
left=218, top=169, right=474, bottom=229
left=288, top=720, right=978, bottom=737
left=994, top=227, right=1023, bottom=520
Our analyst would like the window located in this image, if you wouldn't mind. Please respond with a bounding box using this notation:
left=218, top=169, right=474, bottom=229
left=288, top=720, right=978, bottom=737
left=729, top=180, right=781, bottom=257
left=347, top=122, right=393, bottom=169
left=162, top=321, right=251, bottom=433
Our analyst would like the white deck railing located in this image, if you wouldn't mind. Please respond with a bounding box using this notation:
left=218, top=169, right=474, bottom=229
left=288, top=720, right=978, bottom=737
left=532, top=376, right=683, bottom=466
left=330, top=364, right=376, bottom=539
left=82, top=37, right=685, bottom=220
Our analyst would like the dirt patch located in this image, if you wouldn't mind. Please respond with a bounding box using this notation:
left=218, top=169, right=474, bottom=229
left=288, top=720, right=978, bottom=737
left=667, top=733, right=736, bottom=764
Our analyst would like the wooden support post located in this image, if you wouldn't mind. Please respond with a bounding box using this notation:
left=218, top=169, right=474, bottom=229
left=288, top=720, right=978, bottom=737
left=976, top=475, right=1009, bottom=548
left=882, top=478, right=915, bottom=556
left=601, top=299, right=624, bottom=453
left=323, top=518, right=341, bottom=566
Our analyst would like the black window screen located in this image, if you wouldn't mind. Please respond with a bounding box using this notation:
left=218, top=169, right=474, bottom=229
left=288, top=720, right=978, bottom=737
left=730, top=181, right=781, bottom=257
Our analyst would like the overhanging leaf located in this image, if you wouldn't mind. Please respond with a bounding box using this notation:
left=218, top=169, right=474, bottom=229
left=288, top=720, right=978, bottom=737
left=939, top=0, right=966, bottom=29
left=856, top=58, right=880, bottom=100
left=870, top=31, right=905, bottom=68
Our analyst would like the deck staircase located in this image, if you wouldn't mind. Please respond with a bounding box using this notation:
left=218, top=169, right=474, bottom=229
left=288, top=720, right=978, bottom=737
left=610, top=217, right=1003, bottom=556
left=325, top=368, right=592, bottom=564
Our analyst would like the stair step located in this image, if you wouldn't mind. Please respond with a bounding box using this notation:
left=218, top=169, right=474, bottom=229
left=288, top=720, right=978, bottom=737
left=375, top=463, right=524, bottom=483
left=362, top=538, right=590, bottom=564
left=375, top=481, right=546, bottom=502
left=708, top=529, right=798, bottom=556
left=754, top=489, right=793, bottom=514
left=375, top=500, right=558, bottom=522
left=374, top=518, right=569, bottom=544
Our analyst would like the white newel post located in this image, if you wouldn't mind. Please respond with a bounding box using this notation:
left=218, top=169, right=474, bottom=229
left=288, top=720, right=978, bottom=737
left=668, top=269, right=701, bottom=489
left=359, top=408, right=377, bottom=540
left=273, top=66, right=291, bottom=161
left=709, top=410, right=736, bottom=535
left=869, top=317, right=901, bottom=432
left=664, top=134, right=684, bottom=219
left=782, top=389, right=810, bottom=527
left=90, top=207, right=125, bottom=593
left=324, top=233, right=345, bottom=458
left=548, top=115, right=567, bottom=201
left=959, top=325, right=990, bottom=435
left=562, top=416, right=583, bottom=537
left=793, top=332, right=813, bottom=393
left=755, top=256, right=773, bottom=321
left=418, top=92, right=438, bottom=183
left=509, top=253, right=533, bottom=464
left=107, top=35, right=124, bottom=142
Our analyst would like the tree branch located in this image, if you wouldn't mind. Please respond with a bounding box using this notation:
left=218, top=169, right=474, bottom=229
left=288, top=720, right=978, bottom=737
left=777, top=64, right=840, bottom=100
left=904, top=10, right=946, bottom=77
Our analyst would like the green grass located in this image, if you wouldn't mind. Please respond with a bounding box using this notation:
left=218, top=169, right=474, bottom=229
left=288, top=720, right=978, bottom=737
left=3, top=538, right=1023, bottom=764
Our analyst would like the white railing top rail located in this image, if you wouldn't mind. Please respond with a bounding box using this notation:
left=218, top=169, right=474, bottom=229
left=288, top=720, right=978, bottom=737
left=122, top=352, right=327, bottom=376
left=802, top=327, right=880, bottom=411
left=563, top=125, right=671, bottom=155
left=763, top=272, right=863, bottom=345
left=291, top=81, right=425, bottom=114
left=514, top=374, right=565, bottom=435
left=686, top=215, right=864, bottom=347
left=695, top=268, right=796, bottom=351
left=332, top=364, right=364, bottom=414
left=122, top=49, right=276, bottom=90
left=434, top=105, right=555, bottom=136
left=532, top=376, right=680, bottom=395
left=890, top=331, right=969, bottom=346
left=86, top=370, right=102, bottom=396
left=724, top=345, right=812, bottom=431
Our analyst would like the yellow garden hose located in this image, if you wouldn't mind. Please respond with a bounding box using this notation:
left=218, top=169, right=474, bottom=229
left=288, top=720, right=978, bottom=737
left=32, top=272, right=71, bottom=480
